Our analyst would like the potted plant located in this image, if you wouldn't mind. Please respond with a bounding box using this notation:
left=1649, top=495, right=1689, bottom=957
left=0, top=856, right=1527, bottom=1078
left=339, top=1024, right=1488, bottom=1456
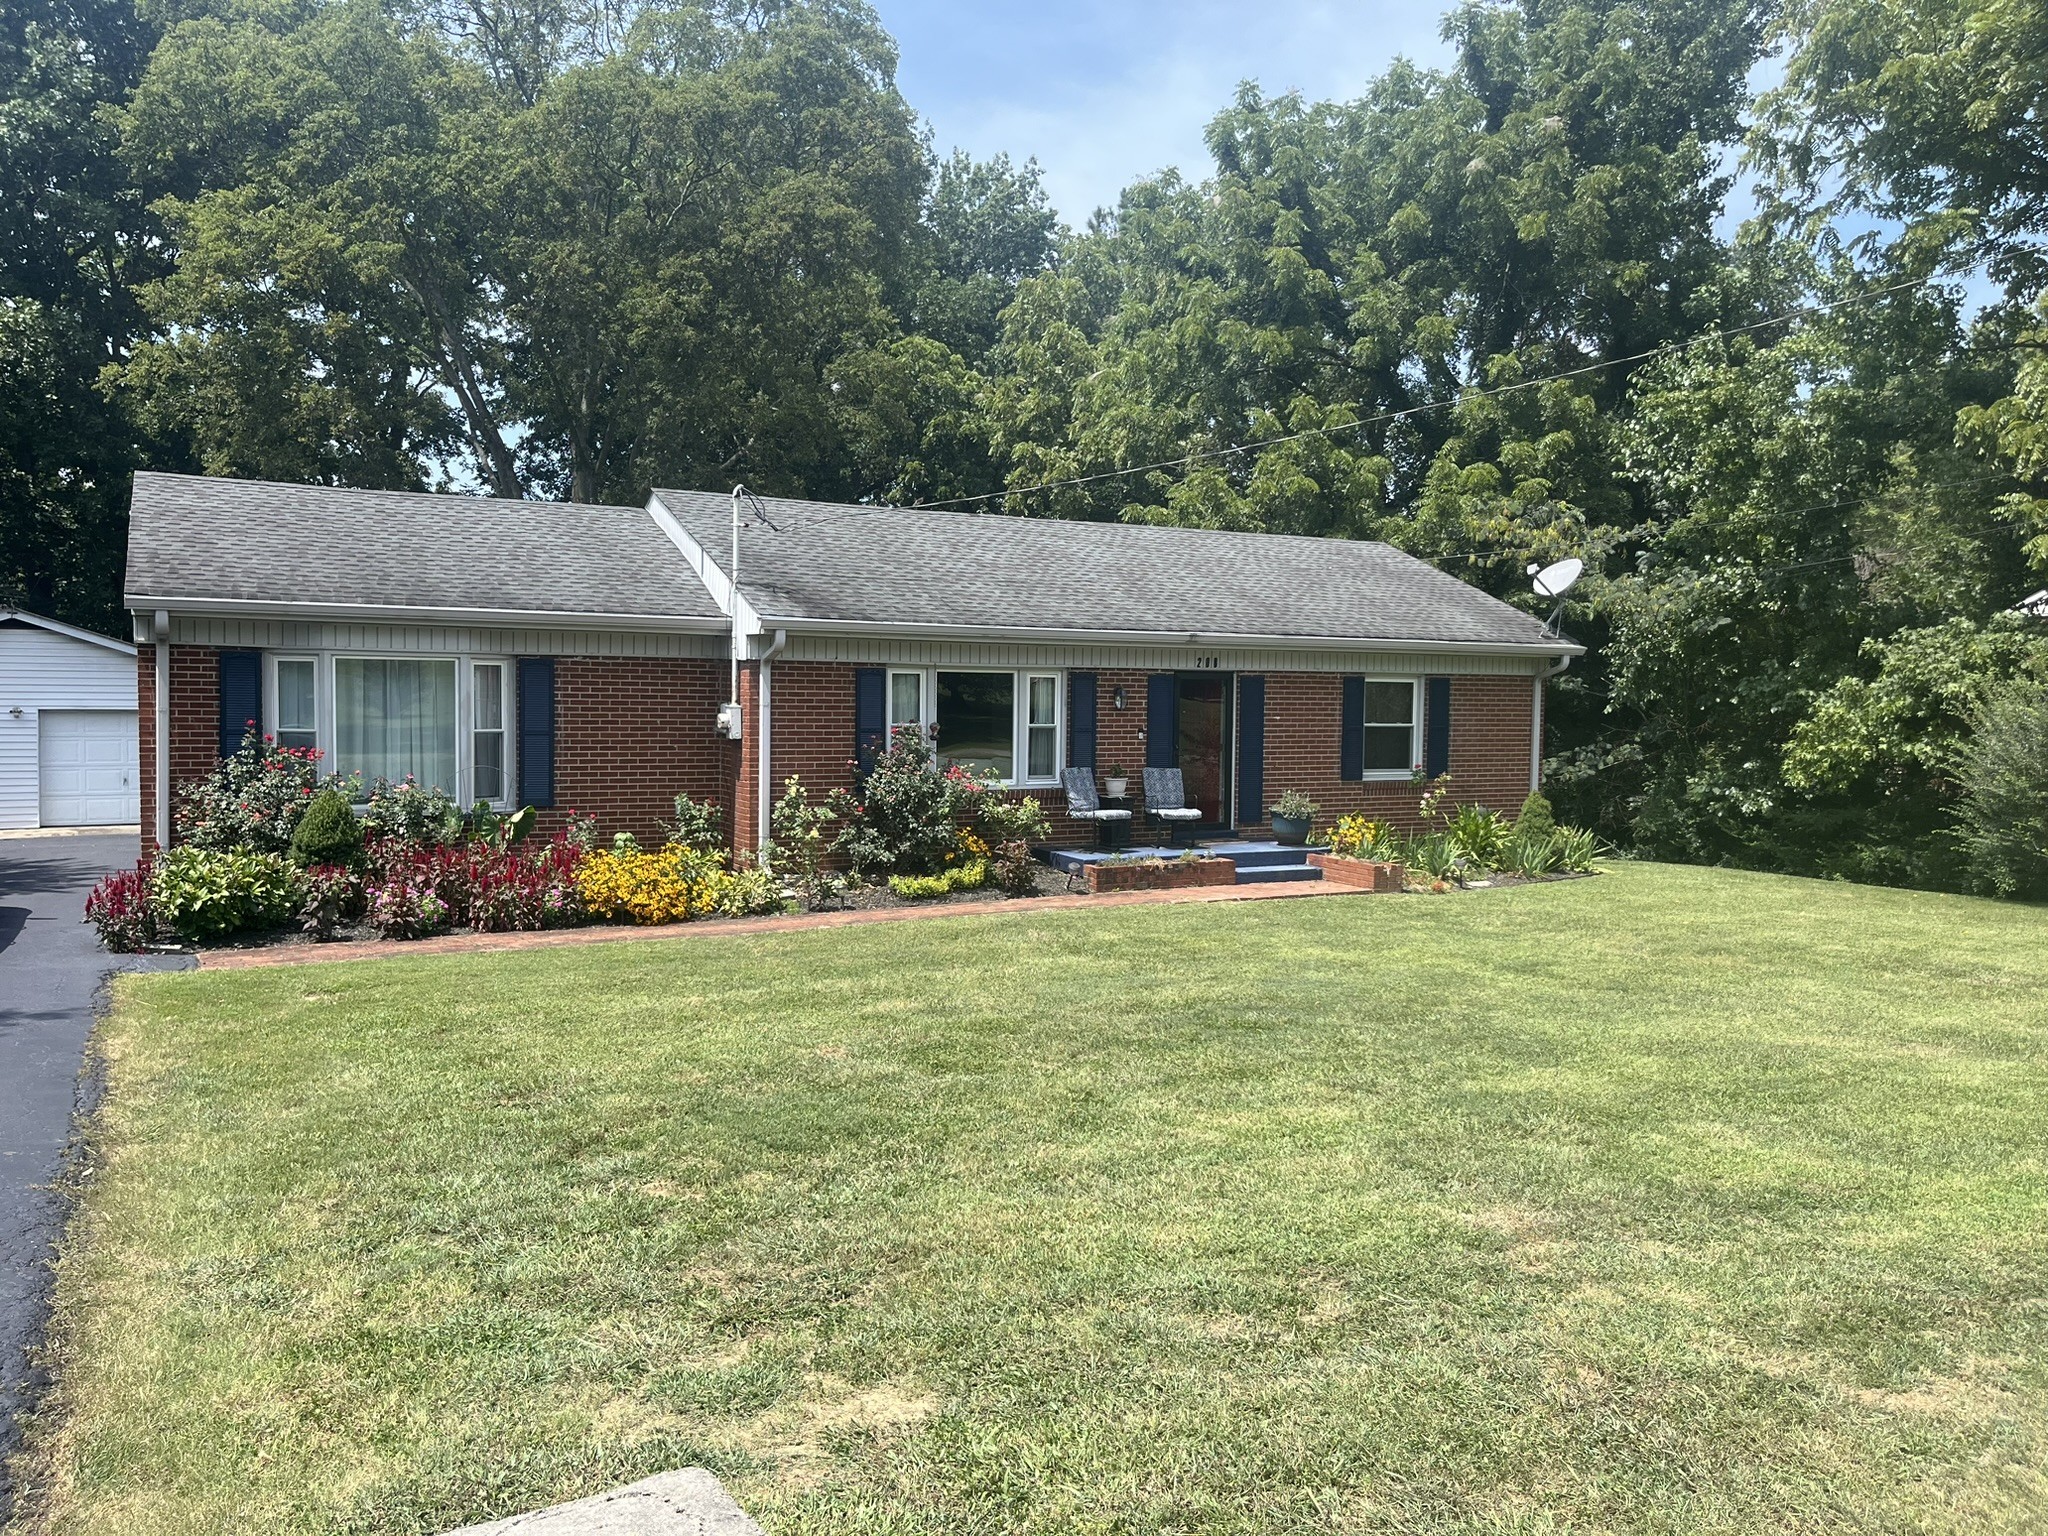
left=1269, top=789, right=1319, bottom=845
left=1103, top=764, right=1129, bottom=799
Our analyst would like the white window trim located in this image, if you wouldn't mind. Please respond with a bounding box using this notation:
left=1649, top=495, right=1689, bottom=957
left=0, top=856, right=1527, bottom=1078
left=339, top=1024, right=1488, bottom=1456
left=894, top=667, right=1065, bottom=789
left=1360, top=675, right=1422, bottom=781
left=267, top=653, right=322, bottom=752
left=262, top=650, right=517, bottom=809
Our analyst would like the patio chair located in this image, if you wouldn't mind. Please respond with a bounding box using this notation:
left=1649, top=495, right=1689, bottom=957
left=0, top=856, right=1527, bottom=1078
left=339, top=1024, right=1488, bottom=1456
left=1141, top=767, right=1204, bottom=846
left=1061, top=767, right=1132, bottom=850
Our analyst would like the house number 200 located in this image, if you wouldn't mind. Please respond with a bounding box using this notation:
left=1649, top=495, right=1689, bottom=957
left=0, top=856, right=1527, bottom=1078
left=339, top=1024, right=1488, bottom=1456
left=1190, top=655, right=1222, bottom=668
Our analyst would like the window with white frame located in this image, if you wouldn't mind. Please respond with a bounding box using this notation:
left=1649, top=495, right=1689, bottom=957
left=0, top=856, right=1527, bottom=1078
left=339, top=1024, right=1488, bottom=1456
left=888, top=669, right=923, bottom=735
left=471, top=661, right=507, bottom=801
left=892, top=668, right=1063, bottom=786
left=335, top=657, right=458, bottom=793
left=1362, top=679, right=1419, bottom=774
left=267, top=653, right=514, bottom=806
left=1025, top=674, right=1058, bottom=780
left=274, top=657, right=318, bottom=751
left=936, top=671, right=1014, bottom=780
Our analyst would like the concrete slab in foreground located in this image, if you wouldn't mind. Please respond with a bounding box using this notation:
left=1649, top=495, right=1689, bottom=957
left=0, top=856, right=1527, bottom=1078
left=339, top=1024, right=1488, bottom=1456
left=442, top=1470, right=764, bottom=1535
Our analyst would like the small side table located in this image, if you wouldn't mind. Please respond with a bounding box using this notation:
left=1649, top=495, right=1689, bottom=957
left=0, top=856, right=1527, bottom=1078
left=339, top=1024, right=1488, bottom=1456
left=1100, top=797, right=1133, bottom=851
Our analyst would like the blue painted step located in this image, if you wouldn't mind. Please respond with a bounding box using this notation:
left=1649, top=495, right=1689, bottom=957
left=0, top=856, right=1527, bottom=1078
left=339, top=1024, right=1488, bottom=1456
left=1232, top=862, right=1322, bottom=884
left=1211, top=843, right=1329, bottom=869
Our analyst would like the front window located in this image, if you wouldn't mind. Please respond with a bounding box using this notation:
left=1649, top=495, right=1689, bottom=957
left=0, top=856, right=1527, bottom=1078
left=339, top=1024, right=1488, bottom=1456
left=936, top=671, right=1014, bottom=781
left=472, top=662, right=506, bottom=801
left=275, top=658, right=317, bottom=752
left=1026, top=674, right=1058, bottom=780
left=334, top=657, right=458, bottom=795
left=1363, top=680, right=1417, bottom=773
left=889, top=670, right=922, bottom=734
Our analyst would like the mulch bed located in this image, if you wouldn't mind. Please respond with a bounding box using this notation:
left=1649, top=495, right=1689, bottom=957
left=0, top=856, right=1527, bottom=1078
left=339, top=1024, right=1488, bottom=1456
left=166, top=866, right=1603, bottom=971
left=194, top=876, right=1381, bottom=971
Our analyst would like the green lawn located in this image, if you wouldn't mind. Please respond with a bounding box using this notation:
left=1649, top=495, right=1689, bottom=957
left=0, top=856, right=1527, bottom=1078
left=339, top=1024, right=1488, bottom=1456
left=14, top=864, right=2048, bottom=1534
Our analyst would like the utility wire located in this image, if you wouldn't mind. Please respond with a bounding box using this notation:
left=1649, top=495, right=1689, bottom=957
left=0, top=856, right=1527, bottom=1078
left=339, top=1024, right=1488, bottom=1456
left=911, top=270, right=1948, bottom=513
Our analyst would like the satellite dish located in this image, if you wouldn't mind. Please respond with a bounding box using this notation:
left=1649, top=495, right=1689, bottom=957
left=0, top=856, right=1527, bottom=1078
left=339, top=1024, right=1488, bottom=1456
left=1531, top=557, right=1583, bottom=599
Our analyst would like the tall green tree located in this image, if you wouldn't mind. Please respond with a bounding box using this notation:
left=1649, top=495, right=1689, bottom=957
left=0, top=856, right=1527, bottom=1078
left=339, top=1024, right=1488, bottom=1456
left=0, top=0, right=165, bottom=632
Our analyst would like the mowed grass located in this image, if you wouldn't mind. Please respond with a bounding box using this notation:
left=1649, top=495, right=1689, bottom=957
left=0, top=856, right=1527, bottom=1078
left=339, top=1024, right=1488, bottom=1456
left=13, top=864, right=2048, bottom=1535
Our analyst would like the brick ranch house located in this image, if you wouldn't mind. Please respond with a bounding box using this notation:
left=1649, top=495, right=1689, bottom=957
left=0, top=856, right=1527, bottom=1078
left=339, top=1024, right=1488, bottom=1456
left=125, top=472, right=1583, bottom=858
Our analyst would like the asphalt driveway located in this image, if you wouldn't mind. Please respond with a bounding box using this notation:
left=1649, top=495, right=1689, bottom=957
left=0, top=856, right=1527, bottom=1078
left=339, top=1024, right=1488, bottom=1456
left=0, top=832, right=189, bottom=1513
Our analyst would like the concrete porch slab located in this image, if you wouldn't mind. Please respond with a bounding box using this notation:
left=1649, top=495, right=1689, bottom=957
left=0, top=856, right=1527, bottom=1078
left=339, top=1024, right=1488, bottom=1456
left=441, top=1469, right=763, bottom=1535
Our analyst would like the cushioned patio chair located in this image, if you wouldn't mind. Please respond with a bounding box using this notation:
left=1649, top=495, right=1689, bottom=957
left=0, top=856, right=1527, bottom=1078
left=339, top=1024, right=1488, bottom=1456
left=1061, top=767, right=1132, bottom=850
left=1141, top=767, right=1204, bottom=846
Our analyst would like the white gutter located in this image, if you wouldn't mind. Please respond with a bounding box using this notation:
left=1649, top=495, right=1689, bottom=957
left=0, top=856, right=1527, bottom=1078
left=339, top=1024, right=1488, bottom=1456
left=153, top=609, right=170, bottom=849
left=756, top=627, right=788, bottom=855
left=122, top=594, right=727, bottom=633
left=747, top=614, right=1585, bottom=658
left=1531, top=654, right=1573, bottom=794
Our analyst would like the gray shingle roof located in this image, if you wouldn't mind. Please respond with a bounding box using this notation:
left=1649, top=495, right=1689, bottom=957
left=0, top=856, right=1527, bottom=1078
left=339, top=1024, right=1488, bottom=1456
left=125, top=473, right=723, bottom=624
left=652, top=488, right=1568, bottom=649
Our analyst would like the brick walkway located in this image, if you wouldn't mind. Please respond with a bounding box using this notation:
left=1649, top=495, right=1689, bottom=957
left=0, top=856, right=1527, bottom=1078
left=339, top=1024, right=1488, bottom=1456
left=198, top=879, right=1381, bottom=971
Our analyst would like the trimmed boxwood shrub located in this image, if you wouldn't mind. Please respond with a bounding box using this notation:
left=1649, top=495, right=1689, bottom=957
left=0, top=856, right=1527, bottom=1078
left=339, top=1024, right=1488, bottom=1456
left=291, top=788, right=365, bottom=869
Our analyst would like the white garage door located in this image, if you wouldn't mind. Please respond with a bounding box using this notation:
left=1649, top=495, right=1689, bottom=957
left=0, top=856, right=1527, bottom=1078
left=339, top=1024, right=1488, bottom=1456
left=38, top=710, right=139, bottom=827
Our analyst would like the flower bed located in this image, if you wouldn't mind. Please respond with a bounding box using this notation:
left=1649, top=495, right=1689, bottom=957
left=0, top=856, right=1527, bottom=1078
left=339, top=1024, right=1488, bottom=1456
left=1084, top=856, right=1236, bottom=894
left=1306, top=855, right=1407, bottom=892
left=86, top=734, right=1079, bottom=954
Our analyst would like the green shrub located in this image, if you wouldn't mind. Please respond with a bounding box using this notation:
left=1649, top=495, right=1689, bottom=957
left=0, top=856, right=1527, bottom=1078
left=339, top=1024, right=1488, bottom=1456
left=989, top=839, right=1039, bottom=894
left=1951, top=680, right=2048, bottom=899
left=1513, top=791, right=1556, bottom=840
left=151, top=846, right=304, bottom=941
left=173, top=729, right=332, bottom=854
left=662, top=793, right=726, bottom=852
left=1505, top=829, right=1562, bottom=877
left=768, top=776, right=839, bottom=908
left=831, top=726, right=988, bottom=878
left=712, top=865, right=788, bottom=917
left=290, top=788, right=365, bottom=869
left=1446, top=804, right=1508, bottom=868
left=1554, top=827, right=1601, bottom=873
left=360, top=779, right=463, bottom=846
left=980, top=793, right=1051, bottom=845
left=888, top=860, right=988, bottom=900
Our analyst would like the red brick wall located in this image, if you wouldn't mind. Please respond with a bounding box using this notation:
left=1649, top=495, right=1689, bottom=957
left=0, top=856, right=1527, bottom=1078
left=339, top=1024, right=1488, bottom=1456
left=1253, top=672, right=1536, bottom=834
left=545, top=655, right=734, bottom=847
left=149, top=645, right=734, bottom=854
left=753, top=663, right=1539, bottom=849
left=137, top=643, right=221, bottom=857
left=148, top=647, right=1538, bottom=861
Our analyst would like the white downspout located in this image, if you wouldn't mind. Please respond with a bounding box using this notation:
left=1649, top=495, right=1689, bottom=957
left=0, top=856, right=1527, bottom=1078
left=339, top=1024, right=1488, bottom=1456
left=756, top=627, right=788, bottom=856
left=1531, top=654, right=1571, bottom=794
left=153, top=609, right=171, bottom=848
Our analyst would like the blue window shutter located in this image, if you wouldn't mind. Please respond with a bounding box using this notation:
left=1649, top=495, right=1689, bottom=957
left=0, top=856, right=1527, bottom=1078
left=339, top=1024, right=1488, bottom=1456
left=1145, top=674, right=1177, bottom=770
left=517, top=658, right=556, bottom=808
left=854, top=667, right=886, bottom=775
left=1236, top=675, right=1265, bottom=824
left=218, top=651, right=261, bottom=759
left=1068, top=672, right=1097, bottom=769
left=1339, top=675, right=1364, bottom=781
left=1424, top=675, right=1452, bottom=779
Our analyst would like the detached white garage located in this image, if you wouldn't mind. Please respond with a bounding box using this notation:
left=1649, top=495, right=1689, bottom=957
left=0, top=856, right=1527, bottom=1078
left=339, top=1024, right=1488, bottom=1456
left=0, top=609, right=140, bottom=830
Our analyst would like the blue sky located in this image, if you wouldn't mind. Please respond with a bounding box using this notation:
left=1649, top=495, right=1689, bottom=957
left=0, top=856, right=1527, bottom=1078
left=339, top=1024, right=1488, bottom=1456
left=877, top=1, right=1457, bottom=225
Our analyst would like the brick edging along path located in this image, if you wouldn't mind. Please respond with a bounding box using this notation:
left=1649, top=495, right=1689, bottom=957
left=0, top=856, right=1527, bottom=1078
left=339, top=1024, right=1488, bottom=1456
left=198, top=880, right=1386, bottom=971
